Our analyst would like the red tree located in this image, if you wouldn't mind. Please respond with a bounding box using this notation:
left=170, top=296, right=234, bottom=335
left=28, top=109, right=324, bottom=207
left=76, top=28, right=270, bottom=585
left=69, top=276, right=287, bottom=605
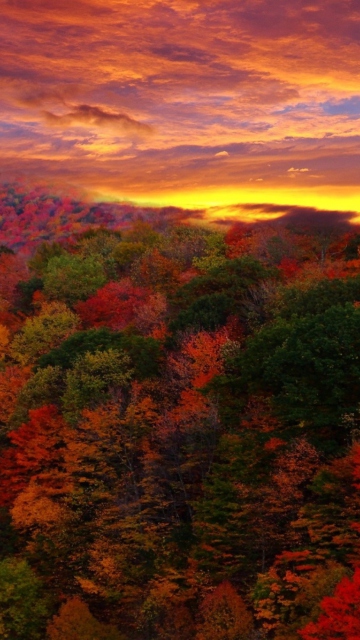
left=75, top=279, right=149, bottom=330
left=299, top=567, right=360, bottom=640
left=0, top=405, right=67, bottom=506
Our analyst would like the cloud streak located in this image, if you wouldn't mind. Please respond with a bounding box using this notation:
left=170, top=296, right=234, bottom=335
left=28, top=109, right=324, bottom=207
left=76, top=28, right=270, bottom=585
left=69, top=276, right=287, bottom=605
left=42, top=104, right=153, bottom=134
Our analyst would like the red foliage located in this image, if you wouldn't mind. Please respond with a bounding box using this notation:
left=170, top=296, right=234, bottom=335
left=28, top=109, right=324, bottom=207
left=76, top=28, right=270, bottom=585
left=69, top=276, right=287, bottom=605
left=224, top=224, right=254, bottom=259
left=0, top=309, right=23, bottom=333
left=278, top=257, right=300, bottom=279
left=0, top=405, right=67, bottom=506
left=0, top=253, right=28, bottom=304
left=299, top=567, right=360, bottom=640
left=75, top=279, right=149, bottom=330
left=264, top=437, right=287, bottom=451
left=224, top=223, right=253, bottom=246
left=135, top=248, right=181, bottom=294
left=0, top=183, right=191, bottom=252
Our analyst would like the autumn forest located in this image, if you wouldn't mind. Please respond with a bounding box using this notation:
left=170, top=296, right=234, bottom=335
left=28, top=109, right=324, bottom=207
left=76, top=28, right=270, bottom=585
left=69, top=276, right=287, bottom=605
left=1, top=184, right=360, bottom=639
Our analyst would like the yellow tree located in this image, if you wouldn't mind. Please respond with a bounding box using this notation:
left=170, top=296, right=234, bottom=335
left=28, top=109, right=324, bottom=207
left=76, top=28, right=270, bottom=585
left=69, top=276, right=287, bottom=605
left=46, top=597, right=123, bottom=640
left=11, top=301, right=79, bottom=365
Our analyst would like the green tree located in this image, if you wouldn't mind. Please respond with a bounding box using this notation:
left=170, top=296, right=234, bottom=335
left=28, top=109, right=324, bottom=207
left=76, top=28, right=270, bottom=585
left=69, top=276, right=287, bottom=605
left=37, top=327, right=118, bottom=369
left=112, top=241, right=146, bottom=271
left=29, top=241, right=65, bottom=275
left=43, top=255, right=106, bottom=306
left=273, top=276, right=360, bottom=320
left=225, top=304, right=360, bottom=442
left=75, top=228, right=122, bottom=279
left=123, top=221, right=162, bottom=247
left=192, top=232, right=227, bottom=272
left=14, top=277, right=44, bottom=314
left=11, top=366, right=64, bottom=427
left=62, top=349, right=133, bottom=423
left=344, top=233, right=360, bottom=260
left=170, top=293, right=231, bottom=334
left=193, top=431, right=273, bottom=581
left=0, top=558, right=49, bottom=639
left=162, top=224, right=209, bottom=268
left=75, top=228, right=121, bottom=258
left=38, top=328, right=162, bottom=379
left=172, top=256, right=275, bottom=315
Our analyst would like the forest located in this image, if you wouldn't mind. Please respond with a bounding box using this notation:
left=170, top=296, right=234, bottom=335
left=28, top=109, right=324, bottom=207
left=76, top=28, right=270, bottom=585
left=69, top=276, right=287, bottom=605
left=1, top=184, right=360, bottom=639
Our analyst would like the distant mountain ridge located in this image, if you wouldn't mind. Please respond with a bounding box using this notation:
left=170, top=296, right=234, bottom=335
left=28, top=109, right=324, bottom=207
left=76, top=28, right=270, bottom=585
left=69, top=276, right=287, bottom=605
left=0, top=183, right=193, bottom=253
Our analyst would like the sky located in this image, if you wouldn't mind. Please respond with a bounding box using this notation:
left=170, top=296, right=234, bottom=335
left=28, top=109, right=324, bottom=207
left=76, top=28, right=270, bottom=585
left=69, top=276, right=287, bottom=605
left=1, top=0, right=360, bottom=222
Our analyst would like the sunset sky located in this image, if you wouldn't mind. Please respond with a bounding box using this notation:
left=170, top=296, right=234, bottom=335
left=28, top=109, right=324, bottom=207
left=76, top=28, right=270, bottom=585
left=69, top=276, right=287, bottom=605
left=2, top=0, right=360, bottom=221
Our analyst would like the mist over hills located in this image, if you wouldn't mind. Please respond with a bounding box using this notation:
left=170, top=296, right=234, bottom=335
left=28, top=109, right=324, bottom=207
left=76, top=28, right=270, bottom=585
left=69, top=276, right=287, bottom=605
left=0, top=183, right=196, bottom=253
left=2, top=183, right=359, bottom=258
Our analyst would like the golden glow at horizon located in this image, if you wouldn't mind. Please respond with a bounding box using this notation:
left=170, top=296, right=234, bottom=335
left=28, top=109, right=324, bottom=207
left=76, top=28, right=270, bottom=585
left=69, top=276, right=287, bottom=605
left=96, top=185, right=360, bottom=223
left=1, top=0, right=360, bottom=217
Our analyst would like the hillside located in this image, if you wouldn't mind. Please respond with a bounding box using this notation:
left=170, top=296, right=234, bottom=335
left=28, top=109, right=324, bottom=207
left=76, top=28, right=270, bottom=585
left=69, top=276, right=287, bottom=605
left=1, top=190, right=360, bottom=639
left=0, top=183, right=194, bottom=253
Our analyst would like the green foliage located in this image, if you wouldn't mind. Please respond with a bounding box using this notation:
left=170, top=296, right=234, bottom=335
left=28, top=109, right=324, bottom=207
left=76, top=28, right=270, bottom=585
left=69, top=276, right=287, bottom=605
left=266, top=233, right=294, bottom=264
left=0, top=510, right=18, bottom=560
left=43, top=254, right=107, bottom=305
left=38, top=327, right=118, bottom=369
left=0, top=558, right=49, bottom=639
left=112, top=241, right=146, bottom=269
left=192, top=232, right=227, bottom=272
left=169, top=256, right=275, bottom=337
left=170, top=293, right=231, bottom=333
left=37, top=328, right=162, bottom=379
left=123, top=221, right=163, bottom=247
left=163, top=224, right=209, bottom=268
left=274, top=276, right=360, bottom=320
left=228, top=304, right=360, bottom=438
left=29, top=241, right=65, bottom=275
left=173, top=256, right=275, bottom=310
left=37, top=327, right=118, bottom=369
left=118, top=333, right=163, bottom=379
left=75, top=227, right=122, bottom=252
left=344, top=233, right=360, bottom=260
left=14, top=277, right=44, bottom=313
left=62, top=348, right=133, bottom=423
left=193, top=432, right=270, bottom=579
left=11, top=366, right=63, bottom=427
left=11, top=302, right=79, bottom=365
left=75, top=228, right=122, bottom=278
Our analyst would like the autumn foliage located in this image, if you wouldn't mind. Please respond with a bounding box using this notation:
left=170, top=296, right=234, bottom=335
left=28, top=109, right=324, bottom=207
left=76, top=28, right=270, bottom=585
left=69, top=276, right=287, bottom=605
left=299, top=567, right=360, bottom=640
left=196, top=582, right=253, bottom=640
left=2, top=184, right=360, bottom=639
left=75, top=279, right=149, bottom=330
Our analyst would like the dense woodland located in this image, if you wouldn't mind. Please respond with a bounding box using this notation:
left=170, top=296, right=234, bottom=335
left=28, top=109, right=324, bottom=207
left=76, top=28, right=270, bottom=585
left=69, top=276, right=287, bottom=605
left=1, top=184, right=360, bottom=639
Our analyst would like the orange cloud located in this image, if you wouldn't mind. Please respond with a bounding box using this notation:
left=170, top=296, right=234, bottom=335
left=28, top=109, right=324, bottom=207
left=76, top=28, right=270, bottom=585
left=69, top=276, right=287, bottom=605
left=0, top=0, right=360, bottom=218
